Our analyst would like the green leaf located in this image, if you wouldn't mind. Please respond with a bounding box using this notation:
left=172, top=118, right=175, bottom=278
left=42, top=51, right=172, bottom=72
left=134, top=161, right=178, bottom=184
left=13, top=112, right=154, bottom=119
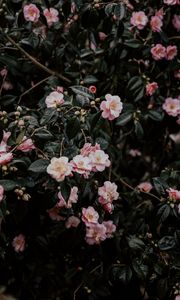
left=124, top=39, right=142, bottom=48
left=148, top=110, right=164, bottom=121
left=0, top=95, right=17, bottom=106
left=153, top=177, right=168, bottom=195
left=134, top=121, right=144, bottom=139
left=157, top=204, right=171, bottom=223
left=114, top=3, right=126, bottom=20
left=16, top=129, right=26, bottom=145
left=70, top=86, right=95, bottom=100
left=132, top=259, right=148, bottom=280
left=118, top=266, right=132, bottom=283
left=127, top=76, right=143, bottom=91
left=127, top=236, right=145, bottom=251
left=116, top=112, right=133, bottom=126
left=60, top=182, right=71, bottom=202
left=40, top=108, right=58, bottom=126
left=28, top=159, right=49, bottom=173
left=83, top=75, right=98, bottom=84
left=158, top=236, right=176, bottom=251
left=34, top=129, right=54, bottom=140
left=0, top=180, right=17, bottom=191
left=66, top=117, right=80, bottom=139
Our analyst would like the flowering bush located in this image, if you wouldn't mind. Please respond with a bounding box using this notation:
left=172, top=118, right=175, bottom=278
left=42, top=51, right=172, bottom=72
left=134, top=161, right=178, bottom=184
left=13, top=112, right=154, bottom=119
left=0, top=0, right=180, bottom=299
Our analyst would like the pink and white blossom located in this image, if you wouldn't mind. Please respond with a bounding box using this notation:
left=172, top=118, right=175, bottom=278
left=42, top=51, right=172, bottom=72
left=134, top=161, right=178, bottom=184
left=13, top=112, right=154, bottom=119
left=172, top=15, right=180, bottom=31
left=98, top=181, right=119, bottom=204
left=146, top=82, right=158, bottom=96
left=47, top=157, right=72, bottom=182
left=163, top=0, right=178, bottom=5
left=100, top=94, right=123, bottom=121
left=0, top=152, right=13, bottom=165
left=167, top=188, right=180, bottom=200
left=65, top=216, right=80, bottom=228
left=151, top=44, right=166, bottom=60
left=137, top=182, right=153, bottom=193
left=82, top=206, right=99, bottom=226
left=47, top=205, right=64, bottom=221
left=0, top=185, right=4, bottom=202
left=17, top=136, right=35, bottom=152
left=166, top=45, right=177, bottom=60
left=45, top=91, right=64, bottom=108
left=43, top=8, right=59, bottom=27
left=89, top=150, right=111, bottom=172
left=103, top=221, right=116, bottom=238
left=150, top=16, right=163, bottom=32
left=71, top=155, right=92, bottom=177
left=80, top=143, right=100, bottom=157
left=57, top=186, right=78, bottom=208
left=162, top=98, right=180, bottom=117
left=85, top=223, right=107, bottom=245
left=129, top=149, right=142, bottom=157
left=23, top=4, right=40, bottom=23
left=12, top=234, right=26, bottom=253
left=130, top=11, right=148, bottom=30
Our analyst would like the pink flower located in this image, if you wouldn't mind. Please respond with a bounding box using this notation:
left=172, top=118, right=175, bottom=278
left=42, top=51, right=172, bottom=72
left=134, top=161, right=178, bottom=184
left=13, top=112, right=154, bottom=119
left=177, top=116, right=180, bottom=125
left=155, top=8, right=164, bottom=20
left=129, top=149, right=142, bottom=157
left=57, top=186, right=78, bottom=208
left=85, top=223, right=107, bottom=245
left=137, top=182, right=153, bottom=193
left=0, top=185, right=4, bottom=202
left=174, top=69, right=180, bottom=79
left=71, top=155, right=92, bottom=177
left=82, top=206, right=99, bottom=226
left=100, top=94, right=123, bottom=121
left=130, top=11, right=148, bottom=30
left=166, top=45, right=177, bottom=60
left=89, top=86, right=97, bottom=94
left=43, top=8, right=59, bottom=27
left=23, top=4, right=40, bottom=23
left=47, top=205, right=64, bottom=221
left=47, top=156, right=72, bottom=182
left=150, top=16, right=163, bottom=32
left=17, top=136, right=35, bottom=152
left=175, top=295, right=180, bottom=300
left=163, top=0, right=177, bottom=5
left=0, top=67, right=8, bottom=77
left=162, top=97, right=180, bottom=117
left=0, top=131, right=11, bottom=154
left=151, top=44, right=166, bottom=60
left=80, top=143, right=100, bottom=157
left=89, top=150, right=111, bottom=172
left=103, top=221, right=116, bottom=238
left=167, top=188, right=180, bottom=200
left=56, top=86, right=64, bottom=93
left=172, top=15, right=180, bottom=31
left=12, top=234, right=26, bottom=253
left=146, top=82, right=158, bottom=96
left=178, top=204, right=180, bottom=214
left=0, top=152, right=13, bottom=165
left=98, top=181, right=119, bottom=204
left=99, top=32, right=107, bottom=41
left=65, top=216, right=80, bottom=228
left=2, top=81, right=13, bottom=90
left=45, top=91, right=64, bottom=108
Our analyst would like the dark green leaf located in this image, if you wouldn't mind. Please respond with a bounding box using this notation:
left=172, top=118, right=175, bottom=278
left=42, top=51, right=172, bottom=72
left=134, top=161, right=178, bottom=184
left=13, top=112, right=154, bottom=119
left=158, top=236, right=176, bottom=251
left=66, top=117, right=80, bottom=139
left=70, top=85, right=95, bottom=100
left=28, top=159, right=49, bottom=173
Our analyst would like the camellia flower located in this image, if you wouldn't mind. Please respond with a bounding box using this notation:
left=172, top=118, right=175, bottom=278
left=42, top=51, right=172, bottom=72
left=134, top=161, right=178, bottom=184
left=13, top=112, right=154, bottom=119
left=155, top=8, right=164, bottom=20
left=99, top=32, right=107, bottom=41
left=163, top=0, right=178, bottom=5
left=12, top=234, right=26, bottom=253
left=17, top=136, right=35, bottom=152
left=129, top=149, right=142, bottom=157
left=47, top=205, right=65, bottom=221
left=162, top=97, right=180, bottom=117
left=98, top=181, right=119, bottom=204
left=0, top=152, right=13, bottom=165
left=89, top=150, right=111, bottom=172
left=23, top=4, right=40, bottom=23
left=45, top=91, right=64, bottom=108
left=71, top=155, right=92, bottom=177
left=175, top=295, right=180, bottom=300
left=150, top=16, right=163, bottom=32
left=167, top=188, right=180, bottom=200
left=100, top=94, right=123, bottom=121
left=0, top=131, right=11, bottom=154
left=174, top=69, right=180, bottom=79
left=57, top=186, right=78, bottom=208
left=0, top=67, right=8, bottom=77
left=130, top=11, right=148, bottom=30
left=0, top=185, right=4, bottom=202
left=151, top=44, right=166, bottom=60
left=85, top=223, right=107, bottom=245
left=43, top=8, right=59, bottom=27
left=103, top=221, right=116, bottom=238
left=146, top=82, right=158, bottom=96
left=65, top=216, right=80, bottom=228
left=82, top=206, right=99, bottom=226
left=137, top=182, right=153, bottom=193
left=172, top=15, right=180, bottom=31
left=47, top=156, right=72, bottom=182
left=166, top=45, right=177, bottom=60
left=80, top=143, right=100, bottom=157
left=89, top=86, right=97, bottom=94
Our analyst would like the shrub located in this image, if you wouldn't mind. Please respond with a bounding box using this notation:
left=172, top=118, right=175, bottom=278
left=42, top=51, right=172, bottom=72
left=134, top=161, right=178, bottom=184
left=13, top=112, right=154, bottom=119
left=0, top=0, right=179, bottom=299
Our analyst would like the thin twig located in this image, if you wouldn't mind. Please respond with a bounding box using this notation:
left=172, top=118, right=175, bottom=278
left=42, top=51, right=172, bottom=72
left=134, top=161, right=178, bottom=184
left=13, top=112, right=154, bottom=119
left=18, top=75, right=52, bottom=104
left=3, top=33, right=71, bottom=84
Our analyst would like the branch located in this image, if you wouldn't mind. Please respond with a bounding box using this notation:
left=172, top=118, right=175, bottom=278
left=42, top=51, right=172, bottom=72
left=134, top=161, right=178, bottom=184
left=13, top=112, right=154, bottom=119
left=3, top=33, right=71, bottom=84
